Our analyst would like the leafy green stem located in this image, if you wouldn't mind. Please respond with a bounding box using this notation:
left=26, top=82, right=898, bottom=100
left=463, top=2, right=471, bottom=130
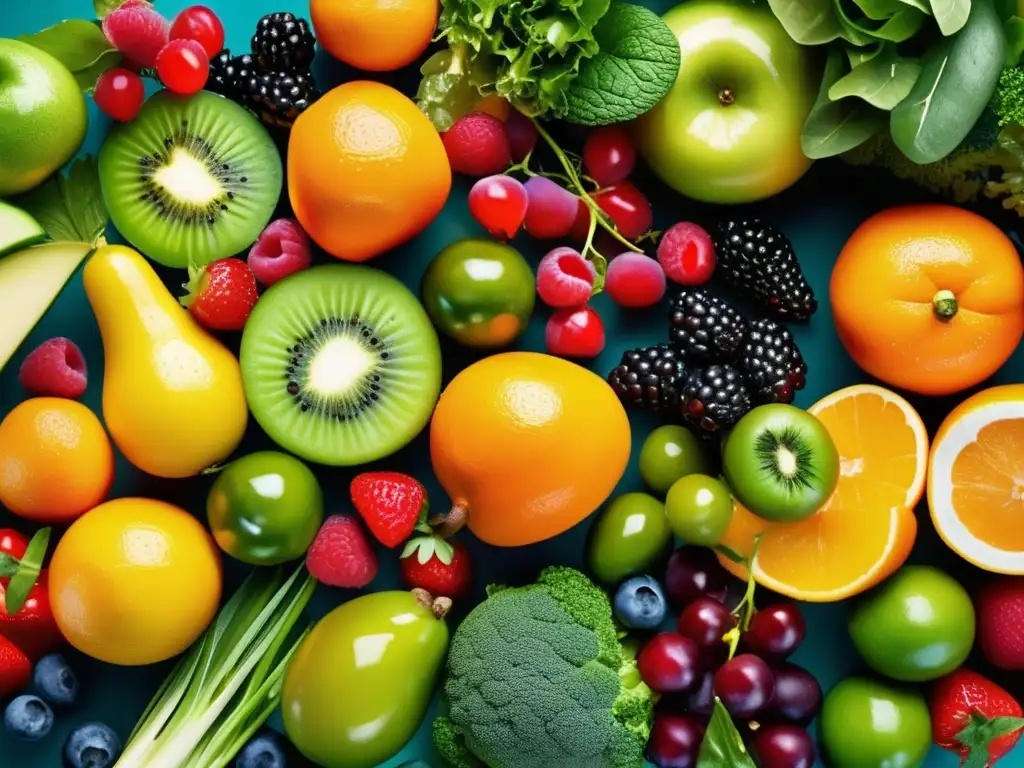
left=723, top=534, right=763, bottom=660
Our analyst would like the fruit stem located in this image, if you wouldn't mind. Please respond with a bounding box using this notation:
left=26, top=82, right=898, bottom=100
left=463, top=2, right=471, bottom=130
left=411, top=588, right=453, bottom=620
left=530, top=118, right=642, bottom=255
left=718, top=88, right=735, bottom=106
left=933, top=289, right=958, bottom=320
left=725, top=534, right=763, bottom=660
left=429, top=501, right=469, bottom=539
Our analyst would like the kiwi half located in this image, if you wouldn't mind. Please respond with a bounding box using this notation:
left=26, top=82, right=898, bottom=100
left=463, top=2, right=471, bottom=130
left=98, top=91, right=282, bottom=268
left=240, top=264, right=443, bottom=466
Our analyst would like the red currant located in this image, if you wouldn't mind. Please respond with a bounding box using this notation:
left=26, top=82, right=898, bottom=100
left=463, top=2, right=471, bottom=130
left=545, top=306, right=606, bottom=359
left=468, top=175, right=528, bottom=240
left=594, top=181, right=653, bottom=240
left=93, top=68, right=146, bottom=122
left=583, top=125, right=636, bottom=187
left=155, top=39, right=209, bottom=96
left=604, top=252, right=666, bottom=308
left=658, top=222, right=716, bottom=286
left=169, top=6, right=225, bottom=59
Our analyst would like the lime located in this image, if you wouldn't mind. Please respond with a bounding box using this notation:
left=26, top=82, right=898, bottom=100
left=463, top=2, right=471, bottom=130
left=0, top=39, right=87, bottom=196
left=849, top=565, right=975, bottom=682
left=820, top=677, right=931, bottom=768
left=639, top=425, right=713, bottom=497
left=665, top=474, right=733, bottom=546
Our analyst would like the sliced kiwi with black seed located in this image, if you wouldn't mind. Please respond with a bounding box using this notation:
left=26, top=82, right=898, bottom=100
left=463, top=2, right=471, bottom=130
left=98, top=90, right=282, bottom=268
left=240, top=264, right=443, bottom=466
left=721, top=403, right=840, bottom=523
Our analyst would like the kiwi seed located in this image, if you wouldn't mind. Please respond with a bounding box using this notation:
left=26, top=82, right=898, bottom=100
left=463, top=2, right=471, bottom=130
left=755, top=425, right=817, bottom=491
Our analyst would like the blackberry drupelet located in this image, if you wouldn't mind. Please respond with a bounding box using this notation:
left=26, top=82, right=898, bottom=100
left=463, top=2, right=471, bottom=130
left=679, top=365, right=752, bottom=435
left=246, top=71, right=322, bottom=127
left=252, top=12, right=316, bottom=72
left=715, top=220, right=818, bottom=322
left=739, top=319, right=808, bottom=404
left=206, top=51, right=257, bottom=102
left=607, top=345, right=685, bottom=414
left=668, top=289, right=748, bottom=362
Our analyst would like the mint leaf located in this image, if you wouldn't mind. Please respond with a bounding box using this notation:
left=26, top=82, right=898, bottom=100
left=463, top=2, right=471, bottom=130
left=75, top=48, right=123, bottom=93
left=14, top=156, right=108, bottom=245
left=563, top=2, right=681, bottom=125
left=4, top=528, right=50, bottom=617
left=19, top=19, right=117, bottom=74
left=697, top=699, right=757, bottom=768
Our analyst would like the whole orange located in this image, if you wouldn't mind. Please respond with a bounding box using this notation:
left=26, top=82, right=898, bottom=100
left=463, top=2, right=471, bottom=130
left=0, top=398, right=114, bottom=523
left=311, top=0, right=438, bottom=73
left=430, top=352, right=631, bottom=547
left=831, top=204, right=1024, bottom=396
left=288, top=81, right=451, bottom=263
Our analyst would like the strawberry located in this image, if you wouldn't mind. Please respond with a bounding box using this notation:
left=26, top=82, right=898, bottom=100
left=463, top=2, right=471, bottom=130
left=931, top=668, right=1024, bottom=767
left=180, top=258, right=259, bottom=332
left=399, top=536, right=472, bottom=600
left=0, top=572, right=64, bottom=661
left=305, top=515, right=378, bottom=589
left=350, top=472, right=429, bottom=549
left=0, top=635, right=31, bottom=700
left=976, top=577, right=1024, bottom=671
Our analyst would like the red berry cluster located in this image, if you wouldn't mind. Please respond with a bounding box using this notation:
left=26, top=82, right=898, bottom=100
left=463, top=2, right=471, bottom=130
left=639, top=546, right=821, bottom=768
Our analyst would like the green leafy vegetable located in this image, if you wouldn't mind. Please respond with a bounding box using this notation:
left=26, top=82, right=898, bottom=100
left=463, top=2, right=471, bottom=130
left=803, top=47, right=889, bottom=158
left=696, top=700, right=757, bottom=768
left=18, top=19, right=121, bottom=92
left=930, top=0, right=973, bottom=34
left=767, top=0, right=844, bottom=44
left=828, top=43, right=921, bottom=108
left=891, top=0, right=1007, bottom=163
left=14, top=156, right=108, bottom=246
left=563, top=3, right=681, bottom=125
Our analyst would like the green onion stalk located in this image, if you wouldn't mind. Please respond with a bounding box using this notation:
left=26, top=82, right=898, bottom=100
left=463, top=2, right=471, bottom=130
left=115, top=565, right=316, bottom=768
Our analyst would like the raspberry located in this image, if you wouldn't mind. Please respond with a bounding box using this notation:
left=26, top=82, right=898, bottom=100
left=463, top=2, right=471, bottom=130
left=605, top=252, right=666, bottom=308
left=305, top=515, right=378, bottom=589
left=536, top=247, right=596, bottom=308
left=546, top=306, right=606, bottom=358
left=659, top=222, right=716, bottom=286
left=442, top=112, right=511, bottom=177
left=18, top=338, right=88, bottom=399
left=102, top=1, right=170, bottom=69
left=248, top=219, right=313, bottom=286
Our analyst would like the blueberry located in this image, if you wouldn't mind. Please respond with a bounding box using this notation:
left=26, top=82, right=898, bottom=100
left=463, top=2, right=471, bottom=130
left=235, top=728, right=288, bottom=768
left=4, top=694, right=53, bottom=741
left=34, top=653, right=79, bottom=706
left=614, top=575, right=667, bottom=630
left=63, top=722, right=121, bottom=768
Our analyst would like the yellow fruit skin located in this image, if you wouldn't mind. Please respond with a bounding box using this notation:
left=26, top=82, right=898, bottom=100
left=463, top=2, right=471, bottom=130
left=83, top=245, right=248, bottom=478
left=48, top=497, right=222, bottom=666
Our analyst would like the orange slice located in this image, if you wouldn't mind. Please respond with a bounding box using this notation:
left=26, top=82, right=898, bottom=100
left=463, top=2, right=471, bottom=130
left=929, top=384, right=1024, bottom=574
left=718, top=385, right=926, bottom=602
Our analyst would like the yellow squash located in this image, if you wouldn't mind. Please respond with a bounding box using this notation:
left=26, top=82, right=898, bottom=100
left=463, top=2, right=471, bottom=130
left=83, top=245, right=248, bottom=478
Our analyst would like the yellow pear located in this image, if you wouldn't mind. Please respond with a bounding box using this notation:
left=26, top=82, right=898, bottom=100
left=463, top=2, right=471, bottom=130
left=83, top=245, right=248, bottom=478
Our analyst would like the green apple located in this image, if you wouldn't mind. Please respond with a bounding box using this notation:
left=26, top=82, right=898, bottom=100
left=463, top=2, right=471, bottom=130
left=0, top=39, right=88, bottom=197
left=632, top=0, right=818, bottom=205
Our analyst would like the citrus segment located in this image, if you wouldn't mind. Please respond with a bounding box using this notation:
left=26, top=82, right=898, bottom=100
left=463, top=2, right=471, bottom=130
left=929, top=384, right=1024, bottom=573
left=718, top=385, right=926, bottom=602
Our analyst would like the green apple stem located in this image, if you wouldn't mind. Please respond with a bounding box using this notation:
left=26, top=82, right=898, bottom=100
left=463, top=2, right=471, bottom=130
left=530, top=118, right=642, bottom=255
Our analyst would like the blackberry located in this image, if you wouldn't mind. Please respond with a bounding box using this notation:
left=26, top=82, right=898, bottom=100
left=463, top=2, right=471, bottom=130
left=607, top=345, right=685, bottom=414
left=245, top=71, right=322, bottom=127
left=252, top=12, right=316, bottom=72
left=679, top=365, right=752, bottom=435
left=668, top=289, right=747, bottom=362
left=715, top=220, right=818, bottom=322
left=207, top=51, right=257, bottom=102
left=739, top=318, right=807, bottom=404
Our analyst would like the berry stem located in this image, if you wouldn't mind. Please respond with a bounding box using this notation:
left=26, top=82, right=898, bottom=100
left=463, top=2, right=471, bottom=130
left=724, top=534, right=763, bottom=660
left=530, top=118, right=642, bottom=255
left=933, top=289, right=958, bottom=320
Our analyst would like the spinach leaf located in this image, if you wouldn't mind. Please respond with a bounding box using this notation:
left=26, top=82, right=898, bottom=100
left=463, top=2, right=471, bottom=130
left=697, top=699, right=757, bottom=768
left=803, top=46, right=888, bottom=158
left=929, top=0, right=973, bottom=34
left=845, top=41, right=885, bottom=66
left=1005, top=15, right=1024, bottom=66
left=856, top=0, right=932, bottom=17
left=766, top=0, right=844, bottom=44
left=564, top=3, right=681, bottom=126
left=891, top=0, right=1006, bottom=163
left=872, top=7, right=929, bottom=39
left=828, top=43, right=922, bottom=109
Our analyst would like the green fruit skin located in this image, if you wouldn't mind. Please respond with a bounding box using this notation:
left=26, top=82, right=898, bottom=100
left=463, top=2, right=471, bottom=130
left=665, top=474, right=733, bottom=546
left=586, top=493, right=672, bottom=586
left=0, top=39, right=87, bottom=197
left=639, top=425, right=713, bottom=497
left=632, top=0, right=817, bottom=204
left=207, top=451, right=324, bottom=566
left=282, top=591, right=450, bottom=768
left=849, top=566, right=975, bottom=683
left=421, top=239, right=535, bottom=349
left=821, top=677, right=932, bottom=768
left=722, top=404, right=839, bottom=523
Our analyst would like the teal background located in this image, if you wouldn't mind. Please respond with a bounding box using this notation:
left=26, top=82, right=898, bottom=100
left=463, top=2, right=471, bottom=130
left=2, top=1, right=1024, bottom=766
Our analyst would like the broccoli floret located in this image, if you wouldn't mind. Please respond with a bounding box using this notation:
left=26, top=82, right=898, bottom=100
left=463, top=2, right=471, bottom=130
left=433, top=566, right=654, bottom=768
left=994, top=66, right=1024, bottom=126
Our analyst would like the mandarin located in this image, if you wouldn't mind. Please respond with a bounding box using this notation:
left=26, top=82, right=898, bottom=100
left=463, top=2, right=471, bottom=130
left=288, top=81, right=451, bottom=263
left=831, top=204, right=1024, bottom=396
left=311, top=0, right=437, bottom=73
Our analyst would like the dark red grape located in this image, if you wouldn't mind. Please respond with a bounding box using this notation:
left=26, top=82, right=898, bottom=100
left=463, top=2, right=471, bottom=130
left=646, top=714, right=704, bottom=768
left=677, top=596, right=737, bottom=649
left=763, top=663, right=821, bottom=725
left=583, top=125, right=636, bottom=187
left=683, top=670, right=716, bottom=717
left=594, top=181, right=653, bottom=240
left=713, top=654, right=775, bottom=718
left=638, top=633, right=703, bottom=694
left=750, top=724, right=816, bottom=768
left=664, top=546, right=729, bottom=609
left=746, top=604, right=806, bottom=659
